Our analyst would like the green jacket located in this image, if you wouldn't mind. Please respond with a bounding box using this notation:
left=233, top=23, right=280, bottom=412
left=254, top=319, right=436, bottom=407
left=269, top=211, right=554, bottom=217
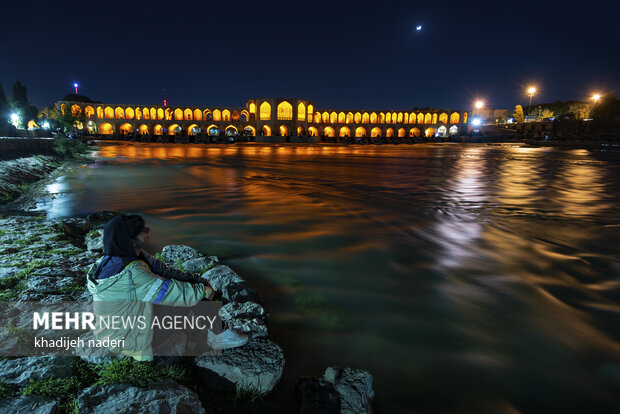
left=86, top=258, right=212, bottom=361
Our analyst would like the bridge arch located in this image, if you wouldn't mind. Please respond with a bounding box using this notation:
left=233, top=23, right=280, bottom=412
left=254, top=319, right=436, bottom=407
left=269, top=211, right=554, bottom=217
left=308, top=126, right=318, bottom=136
left=450, top=112, right=460, bottom=123
left=194, top=109, right=202, bottom=121
left=323, top=126, right=335, bottom=137
left=371, top=127, right=382, bottom=137
left=439, top=113, right=448, bottom=124
left=370, top=113, right=377, bottom=123
left=168, top=124, right=182, bottom=135
left=85, top=106, right=94, bottom=118
left=355, top=127, right=366, bottom=137
left=213, top=109, right=221, bottom=121
left=260, top=102, right=271, bottom=120
left=99, top=123, right=113, bottom=134
left=225, top=125, right=238, bottom=136
left=398, top=128, right=406, bottom=137
left=244, top=126, right=256, bottom=136
left=354, top=112, right=361, bottom=123
left=386, top=128, right=394, bottom=137
left=279, top=125, right=289, bottom=136
left=339, top=126, right=351, bottom=137
left=338, top=112, right=345, bottom=123
left=261, top=125, right=271, bottom=136
left=425, top=127, right=435, bottom=137
left=153, top=125, right=163, bottom=135
left=139, top=124, right=149, bottom=135
left=104, top=107, right=114, bottom=119
left=222, top=109, right=231, bottom=121
left=188, top=124, right=200, bottom=135
left=409, top=127, right=421, bottom=137
left=115, top=107, right=125, bottom=119
left=207, top=124, right=219, bottom=136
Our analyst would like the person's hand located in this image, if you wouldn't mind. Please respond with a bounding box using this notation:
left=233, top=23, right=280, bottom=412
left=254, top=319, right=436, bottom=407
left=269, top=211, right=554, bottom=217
left=198, top=277, right=216, bottom=299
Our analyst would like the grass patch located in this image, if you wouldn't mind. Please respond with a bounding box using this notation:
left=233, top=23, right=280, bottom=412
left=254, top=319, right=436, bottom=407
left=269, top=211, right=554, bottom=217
left=153, top=252, right=166, bottom=263
left=86, top=230, right=101, bottom=238
left=0, top=259, right=54, bottom=300
left=93, top=359, right=189, bottom=387
left=59, top=282, right=86, bottom=295
left=21, top=377, right=80, bottom=398
left=0, top=380, right=15, bottom=398
left=7, top=324, right=30, bottom=344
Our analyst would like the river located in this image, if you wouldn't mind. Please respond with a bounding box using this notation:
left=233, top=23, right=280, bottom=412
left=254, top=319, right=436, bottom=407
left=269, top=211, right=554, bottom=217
left=40, top=142, right=620, bottom=413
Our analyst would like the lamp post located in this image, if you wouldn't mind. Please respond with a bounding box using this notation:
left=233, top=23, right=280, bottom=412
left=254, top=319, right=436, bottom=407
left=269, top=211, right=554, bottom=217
left=527, top=87, right=536, bottom=122
left=475, top=100, right=483, bottom=116
left=591, top=94, right=601, bottom=119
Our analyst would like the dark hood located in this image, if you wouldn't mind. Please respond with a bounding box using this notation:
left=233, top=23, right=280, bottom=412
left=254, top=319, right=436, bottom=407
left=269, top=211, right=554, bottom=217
left=94, top=215, right=147, bottom=279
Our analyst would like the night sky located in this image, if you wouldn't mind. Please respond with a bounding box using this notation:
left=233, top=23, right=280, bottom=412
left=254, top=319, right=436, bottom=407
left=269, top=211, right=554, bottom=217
left=1, top=0, right=618, bottom=111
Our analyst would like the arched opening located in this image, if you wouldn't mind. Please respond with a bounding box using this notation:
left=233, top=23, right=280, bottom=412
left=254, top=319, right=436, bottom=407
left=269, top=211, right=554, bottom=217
left=403, top=113, right=409, bottom=124
left=410, top=112, right=416, bottom=123
left=184, top=108, right=193, bottom=121
left=398, top=128, right=406, bottom=137
left=135, top=108, right=142, bottom=120
left=27, top=120, right=39, bottom=129
left=424, top=113, right=432, bottom=124
left=97, top=106, right=104, bottom=119
left=70, top=104, right=81, bottom=117
left=193, top=109, right=202, bottom=121
left=339, top=126, right=351, bottom=137
left=362, top=113, right=369, bottom=123
left=240, top=110, right=249, bottom=122
left=355, top=127, right=366, bottom=137
left=432, top=113, right=438, bottom=124
left=449, top=125, right=459, bottom=136
left=409, top=127, right=421, bottom=137
left=203, top=110, right=212, bottom=121
left=249, top=103, right=256, bottom=114
left=314, top=112, right=321, bottom=123
left=126, top=107, right=135, bottom=120
left=279, top=125, right=289, bottom=136
left=207, top=125, right=219, bottom=136
left=439, top=113, right=448, bottom=124
left=259, top=102, right=271, bottom=120
left=297, top=102, right=306, bottom=121
left=85, top=106, right=94, bottom=118
left=307, top=105, right=314, bottom=117
left=261, top=125, right=271, bottom=136
left=213, top=109, right=221, bottom=121
left=322, top=112, right=329, bottom=123
left=165, top=108, right=173, bottom=120
left=168, top=124, right=181, bottom=135
left=330, top=112, right=337, bottom=124
left=450, top=112, right=460, bottom=123
left=99, top=123, right=114, bottom=134
left=225, top=125, right=238, bottom=136
left=174, top=108, right=183, bottom=121
left=338, top=112, right=345, bottom=123
left=371, top=127, right=382, bottom=137
left=417, top=113, right=424, bottom=124
left=187, top=124, right=200, bottom=135
left=386, top=128, right=394, bottom=137
left=86, top=121, right=96, bottom=134
left=370, top=113, right=377, bottom=123
left=297, top=125, right=305, bottom=136
left=139, top=124, right=149, bottom=135
left=308, top=126, right=319, bottom=137
left=115, top=107, right=125, bottom=119
left=154, top=108, right=161, bottom=120
left=438, top=125, right=447, bottom=137
left=277, top=101, right=293, bottom=120
left=104, top=107, right=114, bottom=119
left=397, top=113, right=403, bottom=123
left=383, top=113, right=389, bottom=123
left=346, top=112, right=354, bottom=124
left=324, top=126, right=335, bottom=137
left=463, top=112, right=468, bottom=123
left=425, top=127, right=436, bottom=137
left=222, top=109, right=231, bottom=121
left=153, top=125, right=163, bottom=135
left=244, top=126, right=256, bottom=136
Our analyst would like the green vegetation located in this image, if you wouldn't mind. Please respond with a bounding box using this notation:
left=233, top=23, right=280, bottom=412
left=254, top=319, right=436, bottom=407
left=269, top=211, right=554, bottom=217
left=153, top=252, right=166, bottom=263
left=513, top=105, right=524, bottom=122
left=59, top=282, right=87, bottom=295
left=235, top=385, right=264, bottom=403
left=21, top=377, right=80, bottom=398
left=7, top=324, right=30, bottom=344
left=48, top=248, right=84, bottom=256
left=0, top=380, right=15, bottom=398
left=93, top=359, right=188, bottom=387
left=0, top=259, right=54, bottom=300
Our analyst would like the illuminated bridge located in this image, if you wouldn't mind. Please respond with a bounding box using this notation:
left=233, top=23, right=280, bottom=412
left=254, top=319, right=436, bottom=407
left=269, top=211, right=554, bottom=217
left=58, top=98, right=469, bottom=141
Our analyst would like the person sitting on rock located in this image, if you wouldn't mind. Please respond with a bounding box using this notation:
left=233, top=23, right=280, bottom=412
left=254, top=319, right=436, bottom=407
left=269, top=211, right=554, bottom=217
left=86, top=214, right=248, bottom=361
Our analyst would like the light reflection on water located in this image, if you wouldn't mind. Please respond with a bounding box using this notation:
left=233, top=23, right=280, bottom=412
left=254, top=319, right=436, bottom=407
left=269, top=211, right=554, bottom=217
left=44, top=142, right=620, bottom=413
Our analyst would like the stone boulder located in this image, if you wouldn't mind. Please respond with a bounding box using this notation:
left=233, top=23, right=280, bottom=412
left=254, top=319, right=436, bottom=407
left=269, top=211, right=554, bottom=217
left=85, top=229, right=104, bottom=253
left=0, top=395, right=59, bottom=414
left=202, top=265, right=261, bottom=303
left=161, top=245, right=203, bottom=264
left=85, top=211, right=120, bottom=227
left=77, top=380, right=205, bottom=414
left=323, top=367, right=374, bottom=414
left=194, top=338, right=284, bottom=395
left=0, top=356, right=73, bottom=386
left=219, top=301, right=268, bottom=339
left=181, top=256, right=217, bottom=274
left=27, top=275, right=83, bottom=294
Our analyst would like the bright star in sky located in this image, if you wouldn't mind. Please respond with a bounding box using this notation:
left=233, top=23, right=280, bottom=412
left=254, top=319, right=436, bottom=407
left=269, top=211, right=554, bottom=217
left=416, top=25, right=422, bottom=31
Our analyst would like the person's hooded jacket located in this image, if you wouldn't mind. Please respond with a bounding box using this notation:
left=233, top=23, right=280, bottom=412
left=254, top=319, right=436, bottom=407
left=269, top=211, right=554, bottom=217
left=86, top=215, right=211, bottom=361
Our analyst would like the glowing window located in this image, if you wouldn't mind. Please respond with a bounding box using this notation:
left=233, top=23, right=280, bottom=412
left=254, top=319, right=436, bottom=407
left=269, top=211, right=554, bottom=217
left=260, top=102, right=271, bottom=120
left=277, top=101, right=293, bottom=120
left=298, top=103, right=306, bottom=121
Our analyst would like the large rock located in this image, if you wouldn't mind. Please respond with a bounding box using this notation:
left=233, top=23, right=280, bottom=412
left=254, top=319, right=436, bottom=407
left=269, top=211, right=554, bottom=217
left=181, top=256, right=217, bottom=274
left=161, top=245, right=203, bottom=264
left=323, top=367, right=374, bottom=414
left=194, top=338, right=284, bottom=395
left=85, top=230, right=104, bottom=253
left=202, top=265, right=261, bottom=303
left=219, top=301, right=268, bottom=339
left=0, top=356, right=73, bottom=386
left=77, top=380, right=205, bottom=414
left=27, top=275, right=83, bottom=294
left=296, top=376, right=341, bottom=414
left=0, top=395, right=59, bottom=414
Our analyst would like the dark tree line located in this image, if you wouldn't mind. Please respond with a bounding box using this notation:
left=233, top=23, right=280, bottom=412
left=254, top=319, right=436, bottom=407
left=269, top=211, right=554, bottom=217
left=0, top=81, right=39, bottom=128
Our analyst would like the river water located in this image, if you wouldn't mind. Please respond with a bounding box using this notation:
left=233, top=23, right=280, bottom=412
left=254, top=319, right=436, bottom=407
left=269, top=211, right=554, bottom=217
left=41, top=142, right=620, bottom=413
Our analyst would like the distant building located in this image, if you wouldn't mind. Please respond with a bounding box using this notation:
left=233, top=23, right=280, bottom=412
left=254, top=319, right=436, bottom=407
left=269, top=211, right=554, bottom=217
left=471, top=108, right=510, bottom=124
left=56, top=98, right=470, bottom=140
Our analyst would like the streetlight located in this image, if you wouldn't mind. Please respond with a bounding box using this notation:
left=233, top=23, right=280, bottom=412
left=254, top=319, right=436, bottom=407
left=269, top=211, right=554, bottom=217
left=527, top=87, right=536, bottom=122
left=592, top=94, right=600, bottom=103
left=475, top=100, right=484, bottom=116
left=10, top=113, right=19, bottom=127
